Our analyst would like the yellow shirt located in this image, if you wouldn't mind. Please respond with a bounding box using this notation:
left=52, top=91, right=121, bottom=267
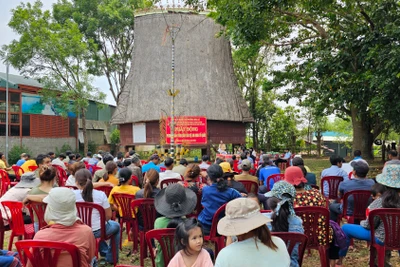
left=0, top=160, right=14, bottom=175
left=108, top=184, right=140, bottom=217
left=21, top=160, right=37, bottom=173
left=99, top=174, right=119, bottom=186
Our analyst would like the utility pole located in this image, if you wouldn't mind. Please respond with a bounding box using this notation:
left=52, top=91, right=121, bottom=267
left=5, top=58, right=9, bottom=162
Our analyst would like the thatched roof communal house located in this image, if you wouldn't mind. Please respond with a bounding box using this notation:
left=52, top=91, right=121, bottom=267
left=111, top=12, right=253, bottom=154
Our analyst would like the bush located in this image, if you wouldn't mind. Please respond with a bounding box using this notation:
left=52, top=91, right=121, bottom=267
left=110, top=128, right=120, bottom=145
left=55, top=144, right=73, bottom=155
left=9, top=145, right=33, bottom=165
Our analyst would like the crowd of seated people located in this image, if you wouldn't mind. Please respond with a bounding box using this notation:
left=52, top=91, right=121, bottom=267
left=0, top=148, right=398, bottom=267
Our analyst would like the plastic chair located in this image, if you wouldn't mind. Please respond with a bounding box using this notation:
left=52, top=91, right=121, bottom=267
left=266, top=173, right=284, bottom=191
left=27, top=202, right=48, bottom=230
left=112, top=193, right=138, bottom=251
left=0, top=209, right=10, bottom=250
left=160, top=178, right=181, bottom=189
left=16, top=240, right=81, bottom=267
left=145, top=228, right=176, bottom=267
left=321, top=176, right=343, bottom=200
left=187, top=191, right=203, bottom=218
left=368, top=208, right=400, bottom=267
left=76, top=202, right=117, bottom=266
left=294, top=206, right=330, bottom=267
left=65, top=185, right=78, bottom=190
left=1, top=201, right=35, bottom=250
left=52, top=165, right=68, bottom=187
left=91, top=165, right=103, bottom=175
left=272, top=232, right=308, bottom=267
left=131, top=199, right=157, bottom=267
left=204, top=203, right=226, bottom=258
left=131, top=175, right=139, bottom=187
left=11, top=165, right=24, bottom=181
left=28, top=166, right=38, bottom=172
left=338, top=190, right=371, bottom=224
left=236, top=180, right=259, bottom=194
left=160, top=166, right=166, bottom=172
left=96, top=186, right=113, bottom=197
left=0, top=169, right=18, bottom=193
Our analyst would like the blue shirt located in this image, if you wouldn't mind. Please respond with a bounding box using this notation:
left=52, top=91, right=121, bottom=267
left=246, top=156, right=254, bottom=164
left=142, top=161, right=161, bottom=173
left=198, top=184, right=241, bottom=228
left=16, top=159, right=26, bottom=166
left=259, top=166, right=281, bottom=188
left=284, top=152, right=292, bottom=159
left=338, top=178, right=375, bottom=215
left=321, top=165, right=349, bottom=196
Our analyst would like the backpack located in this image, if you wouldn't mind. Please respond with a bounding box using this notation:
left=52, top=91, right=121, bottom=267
left=329, top=220, right=347, bottom=249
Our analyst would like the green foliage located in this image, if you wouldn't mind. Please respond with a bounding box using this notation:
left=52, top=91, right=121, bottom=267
left=87, top=141, right=97, bottom=154
left=9, top=145, right=33, bottom=165
left=2, top=0, right=106, bottom=154
left=55, top=143, right=73, bottom=155
left=110, top=128, right=120, bottom=145
left=196, top=0, right=400, bottom=158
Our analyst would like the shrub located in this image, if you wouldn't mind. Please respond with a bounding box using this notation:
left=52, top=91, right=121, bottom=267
left=9, top=145, right=33, bottom=165
left=55, top=144, right=73, bottom=155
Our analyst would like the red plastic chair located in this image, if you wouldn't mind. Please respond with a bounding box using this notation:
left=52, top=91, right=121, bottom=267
left=96, top=186, right=113, bottom=198
left=0, top=169, right=18, bottom=191
left=236, top=180, right=259, bottom=194
left=28, top=166, right=38, bottom=172
left=11, top=165, right=24, bottom=181
left=294, top=206, right=330, bottom=267
left=91, top=165, right=103, bottom=175
left=112, top=193, right=138, bottom=251
left=368, top=208, right=400, bottom=267
left=266, top=173, right=284, bottom=191
left=272, top=232, right=308, bottom=266
left=1, top=201, right=35, bottom=250
left=187, top=192, right=203, bottom=218
left=52, top=165, right=68, bottom=187
left=16, top=240, right=81, bottom=267
left=145, top=228, right=176, bottom=267
left=131, top=175, right=139, bottom=187
left=131, top=199, right=157, bottom=267
left=0, top=209, right=10, bottom=250
left=160, top=178, right=181, bottom=189
left=76, top=202, right=117, bottom=266
left=140, top=160, right=147, bottom=166
left=160, top=166, right=166, bottom=172
left=204, top=203, right=226, bottom=258
left=338, top=190, right=371, bottom=224
left=321, top=176, right=343, bottom=200
left=27, top=202, right=48, bottom=231
left=65, top=185, right=78, bottom=190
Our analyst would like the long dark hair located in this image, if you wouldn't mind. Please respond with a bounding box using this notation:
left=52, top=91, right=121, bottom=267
left=103, top=161, right=117, bottom=181
left=75, top=169, right=93, bottom=202
left=248, top=225, right=278, bottom=251
left=381, top=186, right=400, bottom=208
left=207, top=164, right=228, bottom=192
left=144, top=169, right=159, bottom=198
left=174, top=218, right=204, bottom=256
left=267, top=197, right=290, bottom=232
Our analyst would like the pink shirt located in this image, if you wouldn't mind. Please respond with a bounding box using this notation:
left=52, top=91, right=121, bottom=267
left=32, top=221, right=96, bottom=267
left=168, top=248, right=213, bottom=267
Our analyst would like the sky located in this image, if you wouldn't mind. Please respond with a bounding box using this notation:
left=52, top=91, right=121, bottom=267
left=0, top=0, right=115, bottom=105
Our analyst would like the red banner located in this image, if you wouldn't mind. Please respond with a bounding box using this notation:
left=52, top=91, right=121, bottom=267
left=166, top=116, right=207, bottom=145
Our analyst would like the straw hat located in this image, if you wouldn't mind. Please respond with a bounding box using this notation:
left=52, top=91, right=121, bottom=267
left=217, top=198, right=271, bottom=236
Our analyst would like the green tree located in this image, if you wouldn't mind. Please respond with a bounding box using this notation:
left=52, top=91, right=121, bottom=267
left=2, top=1, right=106, bottom=154
left=232, top=44, right=269, bottom=150
left=52, top=0, right=152, bottom=102
left=192, top=0, right=400, bottom=159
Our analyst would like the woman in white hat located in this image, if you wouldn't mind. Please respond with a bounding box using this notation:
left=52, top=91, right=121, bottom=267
left=215, top=198, right=290, bottom=267
left=33, top=187, right=96, bottom=267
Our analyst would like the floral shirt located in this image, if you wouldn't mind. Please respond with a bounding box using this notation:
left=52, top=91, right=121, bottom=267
left=294, top=188, right=332, bottom=246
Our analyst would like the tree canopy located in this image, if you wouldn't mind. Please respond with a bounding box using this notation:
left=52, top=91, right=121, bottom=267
left=194, top=0, right=400, bottom=158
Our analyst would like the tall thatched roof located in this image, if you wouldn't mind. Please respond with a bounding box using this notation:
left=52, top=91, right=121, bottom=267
left=111, top=13, right=253, bottom=124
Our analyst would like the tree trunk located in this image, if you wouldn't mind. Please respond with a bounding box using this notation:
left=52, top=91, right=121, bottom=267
left=316, top=131, right=322, bottom=157
left=252, top=122, right=258, bottom=150
left=265, top=135, right=272, bottom=152
left=81, top=108, right=88, bottom=155
left=351, top=111, right=374, bottom=160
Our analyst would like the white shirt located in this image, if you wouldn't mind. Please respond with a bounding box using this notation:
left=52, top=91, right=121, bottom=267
left=74, top=189, right=110, bottom=231
left=65, top=175, right=76, bottom=186
left=215, top=236, right=290, bottom=267
left=158, top=170, right=181, bottom=187
left=52, top=158, right=67, bottom=170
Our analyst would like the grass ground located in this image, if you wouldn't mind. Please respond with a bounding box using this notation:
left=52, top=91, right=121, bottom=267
left=7, top=157, right=400, bottom=266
